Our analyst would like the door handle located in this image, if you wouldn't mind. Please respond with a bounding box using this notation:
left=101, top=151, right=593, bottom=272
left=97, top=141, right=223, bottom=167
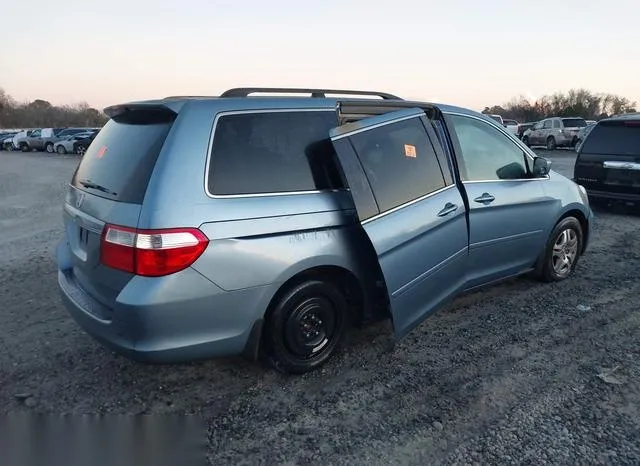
left=437, top=203, right=458, bottom=217
left=474, top=193, right=495, bottom=204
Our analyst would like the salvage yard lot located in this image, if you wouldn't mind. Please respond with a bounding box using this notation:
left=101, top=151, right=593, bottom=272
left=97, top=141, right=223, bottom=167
left=1, top=150, right=639, bottom=465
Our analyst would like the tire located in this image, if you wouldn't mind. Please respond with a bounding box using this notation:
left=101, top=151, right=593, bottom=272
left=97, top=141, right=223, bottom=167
left=262, top=280, right=349, bottom=374
left=535, top=217, right=583, bottom=283
left=56, top=145, right=67, bottom=155
left=45, top=142, right=54, bottom=153
left=76, top=145, right=86, bottom=156
left=546, top=136, right=556, bottom=151
left=522, top=136, right=529, bottom=147
left=20, top=143, right=29, bottom=152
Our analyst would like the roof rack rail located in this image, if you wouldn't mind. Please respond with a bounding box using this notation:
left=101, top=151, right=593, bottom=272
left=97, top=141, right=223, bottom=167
left=220, top=87, right=402, bottom=100
left=163, top=95, right=215, bottom=100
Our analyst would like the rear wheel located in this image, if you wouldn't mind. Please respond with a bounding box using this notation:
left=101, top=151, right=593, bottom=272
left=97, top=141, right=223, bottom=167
left=522, top=136, right=529, bottom=147
left=263, top=280, right=348, bottom=374
left=546, top=136, right=556, bottom=151
left=45, top=142, right=54, bottom=153
left=56, top=145, right=67, bottom=155
left=535, top=217, right=583, bottom=282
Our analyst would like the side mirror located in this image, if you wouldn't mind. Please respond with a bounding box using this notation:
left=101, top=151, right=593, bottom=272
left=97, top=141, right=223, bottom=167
left=532, top=156, right=551, bottom=177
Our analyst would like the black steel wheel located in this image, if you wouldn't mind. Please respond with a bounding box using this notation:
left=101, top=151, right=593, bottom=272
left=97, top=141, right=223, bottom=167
left=263, top=280, right=348, bottom=374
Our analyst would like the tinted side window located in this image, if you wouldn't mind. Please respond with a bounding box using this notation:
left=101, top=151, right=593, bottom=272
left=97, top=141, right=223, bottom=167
left=543, top=120, right=552, bottom=129
left=349, top=117, right=446, bottom=213
left=553, top=120, right=561, bottom=129
left=449, top=115, right=528, bottom=181
left=209, top=111, right=341, bottom=195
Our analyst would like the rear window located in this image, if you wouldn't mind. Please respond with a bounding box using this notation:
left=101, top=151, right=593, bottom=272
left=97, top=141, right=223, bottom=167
left=71, top=109, right=175, bottom=203
left=208, top=111, right=342, bottom=196
left=59, top=128, right=88, bottom=138
left=562, top=118, right=586, bottom=128
left=581, top=121, right=640, bottom=156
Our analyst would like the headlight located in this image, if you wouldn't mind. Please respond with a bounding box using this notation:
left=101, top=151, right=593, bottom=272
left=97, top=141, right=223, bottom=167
left=577, top=183, right=589, bottom=206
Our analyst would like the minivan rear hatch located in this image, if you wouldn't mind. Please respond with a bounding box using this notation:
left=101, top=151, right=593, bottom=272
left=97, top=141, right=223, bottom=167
left=575, top=119, right=640, bottom=193
left=61, top=106, right=176, bottom=318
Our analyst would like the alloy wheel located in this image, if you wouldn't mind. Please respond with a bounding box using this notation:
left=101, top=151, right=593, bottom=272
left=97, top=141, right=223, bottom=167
left=552, top=228, right=578, bottom=277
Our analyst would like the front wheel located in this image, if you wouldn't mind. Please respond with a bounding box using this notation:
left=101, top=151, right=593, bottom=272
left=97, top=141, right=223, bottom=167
left=75, top=145, right=86, bottom=156
left=45, top=142, right=54, bottom=153
left=56, top=145, right=67, bottom=155
left=546, top=136, right=556, bottom=151
left=535, top=217, right=583, bottom=282
left=263, top=280, right=349, bottom=374
left=20, top=143, right=29, bottom=152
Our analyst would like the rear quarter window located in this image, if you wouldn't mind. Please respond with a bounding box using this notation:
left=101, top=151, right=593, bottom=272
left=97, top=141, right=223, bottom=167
left=71, top=109, right=175, bottom=204
left=562, top=118, right=586, bottom=128
left=208, top=110, right=343, bottom=196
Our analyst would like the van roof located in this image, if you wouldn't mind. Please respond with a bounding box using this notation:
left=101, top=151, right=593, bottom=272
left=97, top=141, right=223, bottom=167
left=103, top=87, right=483, bottom=120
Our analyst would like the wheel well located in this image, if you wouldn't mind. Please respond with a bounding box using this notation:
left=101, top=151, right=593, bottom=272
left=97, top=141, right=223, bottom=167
left=558, top=209, right=589, bottom=253
left=264, top=266, right=366, bottom=327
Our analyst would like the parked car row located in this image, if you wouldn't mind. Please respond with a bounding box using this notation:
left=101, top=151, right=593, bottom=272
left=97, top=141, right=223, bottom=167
left=0, top=127, right=101, bottom=154
left=486, top=115, right=600, bottom=151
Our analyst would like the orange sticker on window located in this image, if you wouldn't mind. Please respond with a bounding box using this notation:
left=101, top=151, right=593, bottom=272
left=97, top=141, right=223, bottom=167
left=97, top=146, right=107, bottom=158
left=404, top=144, right=417, bottom=158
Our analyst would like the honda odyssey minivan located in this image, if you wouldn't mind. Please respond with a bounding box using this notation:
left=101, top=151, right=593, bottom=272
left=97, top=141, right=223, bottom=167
left=57, top=87, right=593, bottom=373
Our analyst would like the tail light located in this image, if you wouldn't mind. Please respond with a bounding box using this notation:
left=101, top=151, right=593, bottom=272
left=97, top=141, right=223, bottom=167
left=101, top=225, right=209, bottom=277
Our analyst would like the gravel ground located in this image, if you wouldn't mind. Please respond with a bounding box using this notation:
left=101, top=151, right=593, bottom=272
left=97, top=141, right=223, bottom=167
left=1, top=150, right=639, bottom=465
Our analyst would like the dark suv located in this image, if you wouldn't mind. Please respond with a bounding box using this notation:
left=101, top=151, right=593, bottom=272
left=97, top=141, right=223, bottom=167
left=574, top=114, right=640, bottom=204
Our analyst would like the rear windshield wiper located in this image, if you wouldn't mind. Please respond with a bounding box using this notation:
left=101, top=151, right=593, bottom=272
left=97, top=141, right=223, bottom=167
left=78, top=179, right=118, bottom=196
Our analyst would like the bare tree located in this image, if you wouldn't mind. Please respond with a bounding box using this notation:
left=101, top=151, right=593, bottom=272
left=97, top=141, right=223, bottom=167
left=483, top=89, right=637, bottom=122
left=0, top=88, right=108, bottom=128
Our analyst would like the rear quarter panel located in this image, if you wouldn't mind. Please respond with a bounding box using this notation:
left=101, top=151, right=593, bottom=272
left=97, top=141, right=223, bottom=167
left=139, top=99, right=377, bottom=302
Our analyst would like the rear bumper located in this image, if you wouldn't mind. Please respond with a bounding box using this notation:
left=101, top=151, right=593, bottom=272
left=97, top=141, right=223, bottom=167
left=58, top=263, right=273, bottom=363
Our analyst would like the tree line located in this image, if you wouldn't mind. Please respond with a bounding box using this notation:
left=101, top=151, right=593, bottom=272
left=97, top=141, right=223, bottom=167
left=482, top=88, right=637, bottom=123
left=2, top=86, right=637, bottom=129
left=0, top=87, right=108, bottom=129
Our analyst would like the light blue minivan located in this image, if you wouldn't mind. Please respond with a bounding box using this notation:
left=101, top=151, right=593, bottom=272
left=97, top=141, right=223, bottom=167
left=57, top=88, right=593, bottom=373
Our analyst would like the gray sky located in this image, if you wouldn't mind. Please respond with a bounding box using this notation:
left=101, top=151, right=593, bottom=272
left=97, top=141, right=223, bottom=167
left=1, top=0, right=638, bottom=111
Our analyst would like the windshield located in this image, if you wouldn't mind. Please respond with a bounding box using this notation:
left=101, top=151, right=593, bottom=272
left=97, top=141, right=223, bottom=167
left=562, top=118, right=587, bottom=128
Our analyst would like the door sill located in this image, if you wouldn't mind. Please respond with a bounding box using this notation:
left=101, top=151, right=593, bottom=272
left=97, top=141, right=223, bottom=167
left=462, top=268, right=534, bottom=294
